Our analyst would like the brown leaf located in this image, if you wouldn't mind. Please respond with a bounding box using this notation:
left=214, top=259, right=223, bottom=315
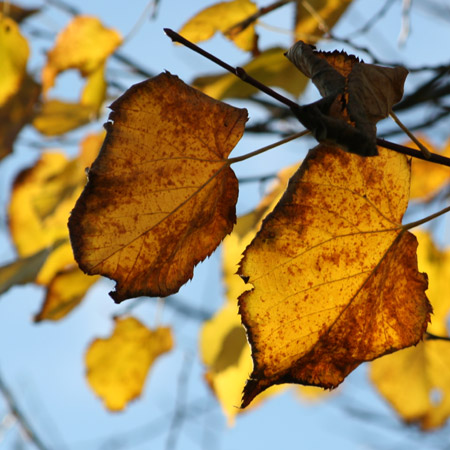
left=238, top=145, right=431, bottom=408
left=285, top=41, right=408, bottom=156
left=69, top=72, right=247, bottom=302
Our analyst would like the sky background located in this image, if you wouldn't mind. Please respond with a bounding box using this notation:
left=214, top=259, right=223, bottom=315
left=0, top=1, right=450, bottom=449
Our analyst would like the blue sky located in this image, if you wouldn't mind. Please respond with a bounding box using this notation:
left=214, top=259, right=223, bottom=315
left=1, top=1, right=450, bottom=449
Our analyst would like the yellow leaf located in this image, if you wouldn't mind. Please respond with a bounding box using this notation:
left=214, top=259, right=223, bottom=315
left=179, top=0, right=257, bottom=52
left=0, top=74, right=40, bottom=161
left=201, top=301, right=283, bottom=423
left=32, top=99, right=94, bottom=136
left=0, top=13, right=29, bottom=105
left=193, top=47, right=308, bottom=100
left=294, top=0, right=353, bottom=43
left=42, top=15, right=122, bottom=95
left=410, top=137, right=450, bottom=200
left=8, top=132, right=103, bottom=286
left=69, top=73, right=247, bottom=302
left=86, top=318, right=173, bottom=411
left=80, top=62, right=107, bottom=112
left=238, top=146, right=431, bottom=408
left=34, top=266, right=100, bottom=322
left=370, top=232, right=450, bottom=429
left=371, top=341, right=450, bottom=430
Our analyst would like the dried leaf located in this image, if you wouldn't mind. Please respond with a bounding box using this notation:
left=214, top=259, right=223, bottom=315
left=0, top=74, right=40, bottom=161
left=86, top=318, right=173, bottom=411
left=0, top=13, right=29, bottom=105
left=34, top=266, right=99, bottom=322
left=193, top=47, right=308, bottom=100
left=286, top=41, right=408, bottom=156
left=69, top=73, right=247, bottom=302
left=238, top=145, right=431, bottom=408
left=179, top=0, right=258, bottom=52
left=294, top=0, right=353, bottom=43
left=42, top=15, right=122, bottom=95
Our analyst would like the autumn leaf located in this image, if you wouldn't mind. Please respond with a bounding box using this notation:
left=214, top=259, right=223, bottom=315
left=0, top=13, right=29, bottom=105
left=41, top=15, right=122, bottom=95
left=0, top=74, right=40, bottom=161
left=371, top=231, right=450, bottom=429
left=285, top=41, right=408, bottom=156
left=69, top=72, right=247, bottom=302
left=238, top=145, right=431, bottom=408
left=86, top=317, right=173, bottom=411
left=179, top=0, right=258, bottom=52
left=409, top=137, right=450, bottom=201
left=193, top=47, right=308, bottom=100
left=294, top=0, right=353, bottom=43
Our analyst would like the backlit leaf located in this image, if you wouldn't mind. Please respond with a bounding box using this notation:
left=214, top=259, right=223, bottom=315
left=69, top=73, right=247, bottom=302
left=193, top=47, right=308, bottom=100
left=294, top=0, right=353, bottom=43
left=178, top=0, right=258, bottom=52
left=409, top=137, right=450, bottom=201
left=371, top=232, right=450, bottom=429
left=86, top=318, right=173, bottom=411
left=0, top=13, right=29, bottom=105
left=42, top=15, right=122, bottom=95
left=32, top=100, right=94, bottom=136
left=34, top=266, right=100, bottom=322
left=239, top=145, right=431, bottom=408
left=0, top=74, right=40, bottom=161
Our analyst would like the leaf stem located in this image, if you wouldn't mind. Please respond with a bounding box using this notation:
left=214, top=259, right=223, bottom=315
left=228, top=130, right=309, bottom=164
left=426, top=332, right=450, bottom=342
left=164, top=28, right=450, bottom=168
left=404, top=205, right=450, bottom=230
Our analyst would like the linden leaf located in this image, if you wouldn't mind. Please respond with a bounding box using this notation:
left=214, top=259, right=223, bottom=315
left=409, top=137, right=450, bottom=201
left=32, top=100, right=94, bottom=136
left=178, top=0, right=258, bottom=52
left=86, top=318, right=173, bottom=411
left=294, top=0, right=353, bottom=43
left=371, top=232, right=450, bottom=430
left=69, top=72, right=247, bottom=302
left=34, top=266, right=99, bottom=322
left=285, top=41, right=408, bottom=156
left=193, top=47, right=308, bottom=100
left=238, top=145, right=431, bottom=408
left=42, top=15, right=122, bottom=95
left=0, top=73, right=40, bottom=161
left=0, top=13, right=29, bottom=105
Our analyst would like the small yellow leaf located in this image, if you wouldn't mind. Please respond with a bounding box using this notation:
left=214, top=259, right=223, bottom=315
left=80, top=62, right=107, bottom=112
left=193, top=47, right=308, bottom=100
left=34, top=267, right=99, bottom=322
left=69, top=73, right=247, bottom=302
left=42, top=15, right=122, bottom=95
left=179, top=0, right=257, bottom=52
left=86, top=318, right=173, bottom=411
left=410, top=137, right=450, bottom=200
left=0, top=13, right=29, bottom=105
left=32, top=100, right=94, bottom=136
left=294, top=0, right=353, bottom=43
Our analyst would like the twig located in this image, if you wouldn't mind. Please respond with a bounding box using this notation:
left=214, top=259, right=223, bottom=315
left=165, top=28, right=450, bottom=168
left=225, top=0, right=293, bottom=37
left=346, top=0, right=395, bottom=38
left=0, top=370, right=49, bottom=450
left=426, top=332, right=450, bottom=342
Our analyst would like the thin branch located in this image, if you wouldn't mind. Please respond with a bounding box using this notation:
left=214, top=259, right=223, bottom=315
left=346, top=0, right=395, bottom=38
left=165, top=29, right=450, bottom=168
left=426, top=332, right=450, bottom=342
left=0, top=370, right=49, bottom=450
left=404, top=205, right=450, bottom=230
left=228, top=130, right=309, bottom=164
left=225, top=0, right=293, bottom=37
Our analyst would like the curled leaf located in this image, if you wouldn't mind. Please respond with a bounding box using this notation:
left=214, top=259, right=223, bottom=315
left=69, top=72, right=247, bottom=302
left=238, top=145, right=431, bottom=408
